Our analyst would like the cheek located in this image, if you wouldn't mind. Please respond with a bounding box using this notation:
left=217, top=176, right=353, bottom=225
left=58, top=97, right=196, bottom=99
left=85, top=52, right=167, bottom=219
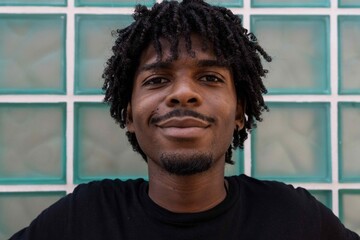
left=213, top=102, right=237, bottom=138
left=216, top=96, right=237, bottom=123
left=129, top=95, right=159, bottom=139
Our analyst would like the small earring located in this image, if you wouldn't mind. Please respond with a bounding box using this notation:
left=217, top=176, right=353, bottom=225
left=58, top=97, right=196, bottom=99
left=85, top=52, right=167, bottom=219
left=121, top=108, right=126, bottom=123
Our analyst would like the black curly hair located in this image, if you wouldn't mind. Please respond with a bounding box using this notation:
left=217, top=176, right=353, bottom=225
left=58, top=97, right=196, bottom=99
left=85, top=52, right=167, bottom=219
left=102, top=0, right=271, bottom=164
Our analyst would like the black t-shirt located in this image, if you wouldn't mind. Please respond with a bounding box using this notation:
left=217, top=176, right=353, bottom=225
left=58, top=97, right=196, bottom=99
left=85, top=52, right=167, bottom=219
left=10, top=175, right=360, bottom=240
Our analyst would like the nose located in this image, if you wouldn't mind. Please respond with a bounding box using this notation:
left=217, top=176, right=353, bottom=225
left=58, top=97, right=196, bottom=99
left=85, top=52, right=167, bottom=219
left=165, top=79, right=203, bottom=107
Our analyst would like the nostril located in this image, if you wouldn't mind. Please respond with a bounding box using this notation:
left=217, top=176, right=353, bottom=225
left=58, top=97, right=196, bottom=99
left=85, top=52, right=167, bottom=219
left=188, top=98, right=197, bottom=103
left=170, top=98, right=180, bottom=104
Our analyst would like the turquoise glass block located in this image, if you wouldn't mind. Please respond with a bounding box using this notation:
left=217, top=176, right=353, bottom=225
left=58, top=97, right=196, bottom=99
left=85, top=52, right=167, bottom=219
left=225, top=149, right=244, bottom=176
left=0, top=14, right=66, bottom=94
left=75, top=15, right=133, bottom=95
left=206, top=0, right=243, bottom=7
left=309, top=190, right=332, bottom=209
left=75, top=0, right=154, bottom=7
left=0, top=0, right=66, bottom=6
left=339, top=190, right=360, bottom=235
left=338, top=102, right=360, bottom=182
left=0, top=191, right=65, bottom=239
left=0, top=103, right=66, bottom=184
left=338, top=16, right=360, bottom=94
left=251, top=0, right=330, bottom=8
left=74, top=102, right=147, bottom=183
left=339, top=0, right=360, bottom=7
left=251, top=15, right=330, bottom=94
left=251, top=102, right=331, bottom=182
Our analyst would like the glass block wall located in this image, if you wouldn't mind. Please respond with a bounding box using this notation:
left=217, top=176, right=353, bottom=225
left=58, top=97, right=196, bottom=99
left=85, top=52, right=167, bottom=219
left=0, top=0, right=359, bottom=238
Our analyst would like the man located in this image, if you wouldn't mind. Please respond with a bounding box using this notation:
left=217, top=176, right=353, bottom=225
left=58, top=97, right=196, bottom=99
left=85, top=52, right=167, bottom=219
left=10, top=0, right=360, bottom=239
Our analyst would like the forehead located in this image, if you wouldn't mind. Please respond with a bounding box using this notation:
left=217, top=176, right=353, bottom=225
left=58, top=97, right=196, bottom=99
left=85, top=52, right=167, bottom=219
left=138, top=34, right=217, bottom=66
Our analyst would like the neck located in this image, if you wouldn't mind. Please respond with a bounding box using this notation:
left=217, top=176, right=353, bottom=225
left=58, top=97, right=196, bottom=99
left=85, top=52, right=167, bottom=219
left=147, top=159, right=227, bottom=213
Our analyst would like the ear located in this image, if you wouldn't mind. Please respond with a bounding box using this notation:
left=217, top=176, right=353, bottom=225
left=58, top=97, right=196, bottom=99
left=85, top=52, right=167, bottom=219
left=125, top=103, right=135, bottom=133
left=235, top=100, right=245, bottom=131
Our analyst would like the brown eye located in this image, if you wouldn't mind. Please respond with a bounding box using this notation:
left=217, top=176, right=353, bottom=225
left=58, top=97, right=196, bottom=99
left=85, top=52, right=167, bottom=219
left=199, top=75, right=224, bottom=83
left=143, top=77, right=169, bottom=86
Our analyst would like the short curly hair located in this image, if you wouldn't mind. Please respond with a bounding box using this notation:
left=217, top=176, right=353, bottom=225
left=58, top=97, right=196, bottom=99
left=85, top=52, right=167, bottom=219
left=102, top=0, right=271, bottom=164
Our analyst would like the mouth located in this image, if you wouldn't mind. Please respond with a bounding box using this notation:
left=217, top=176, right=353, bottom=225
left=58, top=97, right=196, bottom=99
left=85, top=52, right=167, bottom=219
left=156, top=117, right=211, bottom=128
left=155, top=117, right=211, bottom=139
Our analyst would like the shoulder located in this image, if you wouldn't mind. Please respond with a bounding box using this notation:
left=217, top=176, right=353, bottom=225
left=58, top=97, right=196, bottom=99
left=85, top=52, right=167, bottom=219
left=41, top=178, right=146, bottom=218
left=229, top=175, right=360, bottom=240
left=72, top=178, right=145, bottom=199
left=9, top=178, right=147, bottom=240
left=66, top=178, right=146, bottom=212
left=229, top=175, right=319, bottom=224
left=231, top=174, right=314, bottom=203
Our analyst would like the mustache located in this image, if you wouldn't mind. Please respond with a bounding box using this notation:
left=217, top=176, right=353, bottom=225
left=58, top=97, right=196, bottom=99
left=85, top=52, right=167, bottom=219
left=150, top=109, right=215, bottom=125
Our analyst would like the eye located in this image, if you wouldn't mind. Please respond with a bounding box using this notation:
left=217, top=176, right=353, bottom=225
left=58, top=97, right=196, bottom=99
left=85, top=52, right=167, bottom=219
left=143, top=77, right=169, bottom=86
left=199, top=75, right=224, bottom=83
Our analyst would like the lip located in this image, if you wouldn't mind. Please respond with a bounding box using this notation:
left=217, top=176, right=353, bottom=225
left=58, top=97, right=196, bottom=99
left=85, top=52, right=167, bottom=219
left=155, top=117, right=211, bottom=139
left=155, top=117, right=211, bottom=128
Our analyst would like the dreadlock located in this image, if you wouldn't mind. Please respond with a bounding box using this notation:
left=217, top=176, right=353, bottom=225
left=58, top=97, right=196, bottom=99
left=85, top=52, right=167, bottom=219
left=102, top=0, right=271, bottom=164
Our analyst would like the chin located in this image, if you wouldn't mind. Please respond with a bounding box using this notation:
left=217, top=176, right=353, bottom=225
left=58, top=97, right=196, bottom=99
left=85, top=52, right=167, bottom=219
left=159, top=151, right=214, bottom=176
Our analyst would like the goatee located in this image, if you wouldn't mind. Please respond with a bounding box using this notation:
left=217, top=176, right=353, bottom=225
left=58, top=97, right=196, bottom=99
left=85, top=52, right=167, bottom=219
left=160, top=152, right=214, bottom=176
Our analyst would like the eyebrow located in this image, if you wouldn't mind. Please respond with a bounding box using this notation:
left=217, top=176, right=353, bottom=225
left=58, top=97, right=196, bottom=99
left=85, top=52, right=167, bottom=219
left=139, top=59, right=229, bottom=72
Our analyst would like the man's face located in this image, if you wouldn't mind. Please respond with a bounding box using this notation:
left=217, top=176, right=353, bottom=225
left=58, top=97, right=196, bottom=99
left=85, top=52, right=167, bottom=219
left=126, top=34, right=244, bottom=175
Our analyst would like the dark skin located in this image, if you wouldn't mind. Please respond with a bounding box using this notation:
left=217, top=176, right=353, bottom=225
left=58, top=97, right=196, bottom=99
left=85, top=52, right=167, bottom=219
left=126, top=35, right=244, bottom=213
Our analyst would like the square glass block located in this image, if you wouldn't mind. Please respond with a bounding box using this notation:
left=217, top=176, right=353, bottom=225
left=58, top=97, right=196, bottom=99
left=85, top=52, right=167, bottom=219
left=75, top=0, right=154, bottom=7
left=206, top=0, right=243, bottom=7
left=225, top=149, right=244, bottom=176
left=251, top=15, right=330, bottom=94
left=251, top=0, right=330, bottom=7
left=251, top=102, right=331, bottom=182
left=338, top=102, right=360, bottom=182
left=0, top=14, right=66, bottom=94
left=339, top=0, right=360, bottom=7
left=338, top=16, right=360, bottom=94
left=0, top=191, right=65, bottom=239
left=74, top=102, right=147, bottom=183
left=75, top=15, right=133, bottom=94
left=0, top=103, right=66, bottom=184
left=339, top=190, right=360, bottom=235
left=308, top=190, right=332, bottom=209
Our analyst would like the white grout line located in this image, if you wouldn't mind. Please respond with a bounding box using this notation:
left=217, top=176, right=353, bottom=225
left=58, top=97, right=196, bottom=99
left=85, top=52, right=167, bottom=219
left=0, top=185, right=69, bottom=192
left=65, top=0, right=76, bottom=195
left=1, top=182, right=359, bottom=193
left=329, top=0, right=340, bottom=215
left=0, top=95, right=104, bottom=102
left=242, top=0, right=252, bottom=178
left=1, top=94, right=360, bottom=103
left=243, top=134, right=252, bottom=177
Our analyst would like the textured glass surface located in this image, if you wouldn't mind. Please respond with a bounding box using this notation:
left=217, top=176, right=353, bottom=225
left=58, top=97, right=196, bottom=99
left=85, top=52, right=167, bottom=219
left=0, top=14, right=66, bottom=94
left=75, top=15, right=133, bottom=94
left=251, top=15, right=330, bottom=94
left=206, top=0, right=243, bottom=7
left=252, top=102, right=331, bottom=182
left=338, top=16, right=360, bottom=94
left=0, top=103, right=66, bottom=184
left=225, top=150, right=244, bottom=176
left=251, top=0, right=330, bottom=7
left=74, top=102, right=147, bottom=183
left=0, top=0, right=66, bottom=6
left=339, top=190, right=360, bottom=235
left=309, top=190, right=332, bottom=209
left=339, top=0, right=360, bottom=7
left=75, top=0, right=154, bottom=7
left=0, top=192, right=65, bottom=239
left=338, top=103, right=360, bottom=182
